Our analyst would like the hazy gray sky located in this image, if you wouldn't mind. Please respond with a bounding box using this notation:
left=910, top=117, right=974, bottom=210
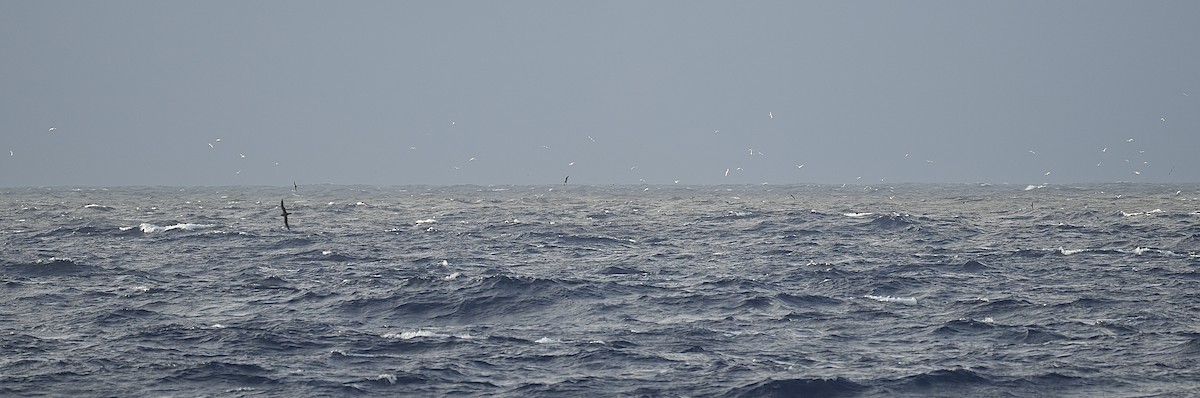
left=3, top=1, right=1197, bottom=187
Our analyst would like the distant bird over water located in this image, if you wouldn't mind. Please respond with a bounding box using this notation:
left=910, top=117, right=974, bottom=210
left=280, top=200, right=292, bottom=230
left=293, top=181, right=298, bottom=192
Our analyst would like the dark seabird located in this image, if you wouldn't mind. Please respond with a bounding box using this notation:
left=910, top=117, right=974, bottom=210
left=564, top=175, right=569, bottom=184
left=293, top=181, right=298, bottom=191
left=280, top=200, right=292, bottom=230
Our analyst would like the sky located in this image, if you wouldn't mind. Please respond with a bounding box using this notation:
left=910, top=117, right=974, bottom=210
left=2, top=1, right=1198, bottom=187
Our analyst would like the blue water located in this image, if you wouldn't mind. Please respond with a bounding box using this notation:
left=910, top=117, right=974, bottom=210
left=3, top=183, right=1199, bottom=397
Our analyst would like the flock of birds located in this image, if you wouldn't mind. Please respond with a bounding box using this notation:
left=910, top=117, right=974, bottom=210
left=9, top=105, right=1187, bottom=232
left=10, top=99, right=1184, bottom=188
left=262, top=108, right=1177, bottom=231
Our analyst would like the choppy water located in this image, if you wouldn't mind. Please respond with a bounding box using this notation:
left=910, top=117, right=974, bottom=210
left=3, top=183, right=1199, bottom=397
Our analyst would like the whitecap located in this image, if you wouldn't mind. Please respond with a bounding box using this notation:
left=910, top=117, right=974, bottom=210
left=535, top=337, right=559, bottom=344
left=138, top=223, right=215, bottom=233
left=842, top=212, right=874, bottom=218
left=415, top=219, right=437, bottom=225
left=1059, top=247, right=1087, bottom=255
left=864, top=294, right=918, bottom=305
left=1128, top=247, right=1175, bottom=256
left=382, top=330, right=447, bottom=339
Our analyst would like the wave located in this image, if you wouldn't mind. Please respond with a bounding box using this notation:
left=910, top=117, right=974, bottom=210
left=245, top=275, right=297, bottom=291
left=94, top=308, right=163, bottom=326
left=869, top=213, right=918, bottom=229
left=959, top=260, right=993, bottom=271
left=1169, top=336, right=1200, bottom=355
left=595, top=265, right=645, bottom=275
left=1121, top=209, right=1164, bottom=217
left=1007, top=326, right=1068, bottom=344
left=136, top=223, right=215, bottom=233
left=294, top=249, right=363, bottom=263
left=523, top=231, right=638, bottom=247
left=160, top=361, right=280, bottom=385
left=381, top=329, right=474, bottom=340
left=2, top=257, right=96, bottom=276
left=339, top=275, right=611, bottom=325
left=864, top=295, right=918, bottom=305
left=932, top=318, right=996, bottom=336
left=32, top=225, right=113, bottom=238
left=896, top=368, right=989, bottom=389
left=722, top=377, right=866, bottom=398
left=775, top=293, right=844, bottom=307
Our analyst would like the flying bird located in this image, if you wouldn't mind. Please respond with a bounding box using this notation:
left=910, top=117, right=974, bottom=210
left=563, top=175, right=569, bottom=184
left=768, top=112, right=773, bottom=119
left=280, top=200, right=292, bottom=230
left=293, top=181, right=298, bottom=191
left=47, top=127, right=56, bottom=132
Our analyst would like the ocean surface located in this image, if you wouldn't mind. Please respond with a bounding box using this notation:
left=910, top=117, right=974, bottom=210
left=3, top=183, right=1199, bottom=397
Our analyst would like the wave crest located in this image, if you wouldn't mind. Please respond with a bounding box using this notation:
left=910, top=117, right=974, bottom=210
left=138, top=223, right=215, bottom=233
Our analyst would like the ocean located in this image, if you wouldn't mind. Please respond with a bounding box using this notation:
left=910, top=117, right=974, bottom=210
left=2, top=183, right=1199, bottom=397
